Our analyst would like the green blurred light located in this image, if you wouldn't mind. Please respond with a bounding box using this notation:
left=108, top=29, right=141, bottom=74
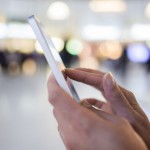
left=66, top=39, right=83, bottom=55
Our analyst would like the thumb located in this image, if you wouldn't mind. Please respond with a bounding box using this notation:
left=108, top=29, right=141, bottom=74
left=102, top=73, right=133, bottom=116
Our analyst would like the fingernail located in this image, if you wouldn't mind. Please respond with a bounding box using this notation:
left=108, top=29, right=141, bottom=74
left=80, top=101, right=92, bottom=108
left=104, top=72, right=115, bottom=87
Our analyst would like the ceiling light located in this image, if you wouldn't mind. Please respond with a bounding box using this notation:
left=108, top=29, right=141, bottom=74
left=89, top=0, right=126, bottom=13
left=47, top=1, right=70, bottom=20
left=0, top=23, right=7, bottom=39
left=82, top=25, right=120, bottom=40
left=131, top=24, right=150, bottom=40
left=145, top=2, right=150, bottom=18
left=7, top=23, right=35, bottom=39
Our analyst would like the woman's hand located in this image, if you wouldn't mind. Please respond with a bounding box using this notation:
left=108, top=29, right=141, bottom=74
left=65, top=68, right=150, bottom=149
left=47, top=74, right=147, bottom=150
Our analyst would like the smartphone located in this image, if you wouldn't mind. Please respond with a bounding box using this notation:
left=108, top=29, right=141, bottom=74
left=28, top=15, right=80, bottom=103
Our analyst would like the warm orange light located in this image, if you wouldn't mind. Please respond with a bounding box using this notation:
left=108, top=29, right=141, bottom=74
left=22, top=59, right=37, bottom=75
left=98, top=41, right=123, bottom=60
left=89, top=0, right=126, bottom=13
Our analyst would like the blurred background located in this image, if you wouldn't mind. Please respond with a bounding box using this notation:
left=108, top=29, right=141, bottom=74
left=0, top=0, right=150, bottom=149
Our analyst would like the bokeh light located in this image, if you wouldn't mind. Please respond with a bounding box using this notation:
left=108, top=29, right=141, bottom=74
left=6, top=39, right=34, bottom=54
left=47, top=1, right=70, bottom=20
left=52, top=37, right=64, bottom=52
left=22, top=58, right=37, bottom=75
left=79, top=43, right=92, bottom=59
left=80, top=57, right=99, bottom=69
left=0, top=14, right=6, bottom=23
left=127, top=43, right=150, bottom=63
left=66, top=39, right=83, bottom=55
left=82, top=25, right=121, bottom=41
left=98, top=41, right=123, bottom=60
left=89, top=0, right=126, bottom=13
left=145, top=2, right=150, bottom=18
left=35, top=37, right=64, bottom=54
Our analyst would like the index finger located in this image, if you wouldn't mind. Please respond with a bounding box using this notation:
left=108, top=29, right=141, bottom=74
left=75, top=68, right=105, bottom=75
left=65, top=69, right=104, bottom=91
left=66, top=68, right=145, bottom=116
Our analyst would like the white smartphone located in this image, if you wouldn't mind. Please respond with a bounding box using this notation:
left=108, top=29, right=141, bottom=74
left=28, top=15, right=80, bottom=103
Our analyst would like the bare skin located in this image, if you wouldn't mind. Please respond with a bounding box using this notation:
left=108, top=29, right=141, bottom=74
left=65, top=68, right=150, bottom=150
left=47, top=73, right=148, bottom=150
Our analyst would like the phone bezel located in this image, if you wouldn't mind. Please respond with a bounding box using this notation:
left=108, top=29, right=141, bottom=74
left=28, top=15, right=80, bottom=103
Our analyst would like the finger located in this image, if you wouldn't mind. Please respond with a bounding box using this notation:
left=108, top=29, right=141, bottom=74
left=74, top=68, right=105, bottom=75
left=67, top=69, right=141, bottom=110
left=76, top=68, right=147, bottom=116
left=119, top=86, right=148, bottom=118
left=65, top=69, right=104, bottom=91
left=62, top=70, right=67, bottom=79
left=66, top=68, right=145, bottom=115
left=103, top=73, right=135, bottom=116
left=66, top=69, right=146, bottom=119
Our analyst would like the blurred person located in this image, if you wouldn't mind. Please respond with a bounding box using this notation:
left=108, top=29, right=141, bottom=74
left=0, top=50, right=8, bottom=72
left=114, top=47, right=128, bottom=77
left=47, top=68, right=150, bottom=150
